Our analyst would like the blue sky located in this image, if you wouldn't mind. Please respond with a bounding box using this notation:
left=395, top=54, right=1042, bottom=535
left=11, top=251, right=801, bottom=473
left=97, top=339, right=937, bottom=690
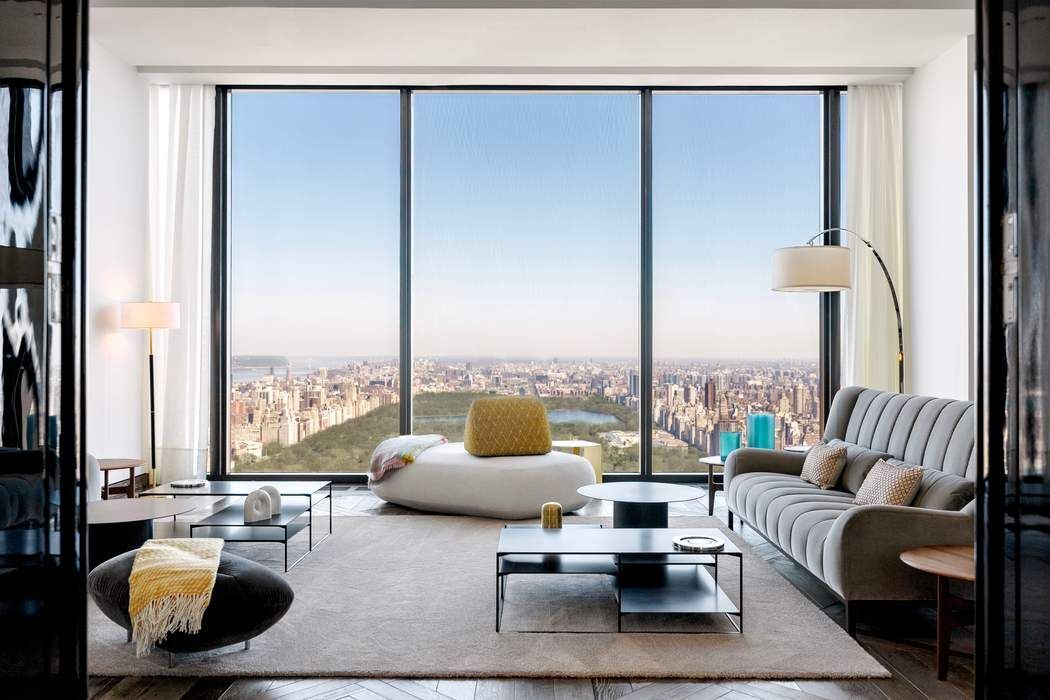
left=231, top=90, right=820, bottom=361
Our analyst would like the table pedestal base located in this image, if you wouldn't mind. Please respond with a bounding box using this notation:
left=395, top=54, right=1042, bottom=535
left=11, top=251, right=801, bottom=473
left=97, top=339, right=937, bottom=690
left=613, top=501, right=668, bottom=528
left=89, top=520, right=153, bottom=570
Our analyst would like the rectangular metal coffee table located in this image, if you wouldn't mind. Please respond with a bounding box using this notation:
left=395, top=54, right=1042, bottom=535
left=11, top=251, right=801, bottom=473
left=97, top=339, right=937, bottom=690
left=495, top=527, right=742, bottom=633
left=142, top=480, right=332, bottom=570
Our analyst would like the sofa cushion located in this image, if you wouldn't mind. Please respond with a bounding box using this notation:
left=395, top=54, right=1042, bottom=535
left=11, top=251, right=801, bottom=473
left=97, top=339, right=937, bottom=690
left=726, top=471, right=855, bottom=579
left=854, top=459, right=924, bottom=506
left=464, top=397, right=552, bottom=457
left=828, top=439, right=893, bottom=494
left=799, top=442, right=847, bottom=489
left=892, top=461, right=975, bottom=511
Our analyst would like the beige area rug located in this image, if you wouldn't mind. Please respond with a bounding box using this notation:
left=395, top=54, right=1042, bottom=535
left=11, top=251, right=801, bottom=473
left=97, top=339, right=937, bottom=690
left=88, top=515, right=888, bottom=679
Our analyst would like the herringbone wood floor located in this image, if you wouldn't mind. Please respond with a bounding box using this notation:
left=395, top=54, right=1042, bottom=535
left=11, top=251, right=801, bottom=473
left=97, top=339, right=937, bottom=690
left=89, top=486, right=975, bottom=700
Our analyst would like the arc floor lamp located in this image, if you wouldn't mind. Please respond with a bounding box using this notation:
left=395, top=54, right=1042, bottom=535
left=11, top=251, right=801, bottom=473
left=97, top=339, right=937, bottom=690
left=121, top=301, right=180, bottom=486
left=772, top=227, right=905, bottom=393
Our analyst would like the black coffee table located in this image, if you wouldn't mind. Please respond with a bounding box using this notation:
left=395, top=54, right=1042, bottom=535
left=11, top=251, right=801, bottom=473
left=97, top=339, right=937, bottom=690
left=142, top=480, right=333, bottom=571
left=496, top=527, right=742, bottom=633
left=577, top=481, right=703, bottom=528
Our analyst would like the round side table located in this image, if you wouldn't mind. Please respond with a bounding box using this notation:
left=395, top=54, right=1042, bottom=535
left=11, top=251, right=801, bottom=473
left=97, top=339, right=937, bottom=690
left=87, top=498, right=196, bottom=570
left=577, top=481, right=702, bottom=528
left=900, top=544, right=975, bottom=681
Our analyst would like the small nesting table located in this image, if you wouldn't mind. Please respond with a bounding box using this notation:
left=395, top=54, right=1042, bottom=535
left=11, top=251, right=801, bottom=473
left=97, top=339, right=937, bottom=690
left=900, top=545, right=975, bottom=681
left=142, top=480, right=333, bottom=571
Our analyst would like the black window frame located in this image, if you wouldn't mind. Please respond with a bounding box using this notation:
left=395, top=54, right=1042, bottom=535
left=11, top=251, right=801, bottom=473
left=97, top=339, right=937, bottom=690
left=211, top=85, right=844, bottom=483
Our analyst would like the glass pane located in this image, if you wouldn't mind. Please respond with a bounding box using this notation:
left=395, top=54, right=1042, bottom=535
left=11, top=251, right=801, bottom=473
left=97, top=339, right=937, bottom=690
left=229, top=91, right=400, bottom=473
left=652, top=93, right=822, bottom=474
left=412, top=92, right=641, bottom=474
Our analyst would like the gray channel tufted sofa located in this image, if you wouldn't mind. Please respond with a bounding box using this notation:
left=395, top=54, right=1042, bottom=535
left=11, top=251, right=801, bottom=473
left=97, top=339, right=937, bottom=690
left=724, top=386, right=975, bottom=635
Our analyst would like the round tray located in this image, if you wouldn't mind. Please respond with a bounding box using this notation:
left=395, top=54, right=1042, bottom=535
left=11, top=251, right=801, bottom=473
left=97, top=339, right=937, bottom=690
left=672, top=535, right=725, bottom=553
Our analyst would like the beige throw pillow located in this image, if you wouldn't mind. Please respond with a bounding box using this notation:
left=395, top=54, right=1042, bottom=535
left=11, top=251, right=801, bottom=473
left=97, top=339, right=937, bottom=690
left=800, top=442, right=848, bottom=489
left=854, top=459, right=924, bottom=506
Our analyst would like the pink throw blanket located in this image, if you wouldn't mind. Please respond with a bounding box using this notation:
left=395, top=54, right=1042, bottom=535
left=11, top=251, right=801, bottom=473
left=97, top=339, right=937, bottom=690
left=369, top=434, right=447, bottom=483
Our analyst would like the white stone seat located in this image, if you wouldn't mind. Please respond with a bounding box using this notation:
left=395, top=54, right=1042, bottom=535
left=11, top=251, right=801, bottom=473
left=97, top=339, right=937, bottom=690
left=370, top=442, right=596, bottom=519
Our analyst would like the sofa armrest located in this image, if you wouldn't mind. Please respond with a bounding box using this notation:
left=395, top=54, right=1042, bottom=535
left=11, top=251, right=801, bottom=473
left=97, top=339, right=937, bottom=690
left=724, top=448, right=805, bottom=486
left=823, top=504, right=974, bottom=601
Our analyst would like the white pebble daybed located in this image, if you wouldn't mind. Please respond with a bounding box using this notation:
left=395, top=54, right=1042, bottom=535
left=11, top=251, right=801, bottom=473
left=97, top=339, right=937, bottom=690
left=370, top=442, right=596, bottom=519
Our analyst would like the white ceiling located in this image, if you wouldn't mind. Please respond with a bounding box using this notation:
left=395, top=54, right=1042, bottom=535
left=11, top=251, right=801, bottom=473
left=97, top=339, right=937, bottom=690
left=90, top=1, right=975, bottom=85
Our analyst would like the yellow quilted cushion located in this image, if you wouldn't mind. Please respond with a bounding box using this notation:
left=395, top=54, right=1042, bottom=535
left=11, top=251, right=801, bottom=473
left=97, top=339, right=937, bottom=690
left=464, top=397, right=552, bottom=457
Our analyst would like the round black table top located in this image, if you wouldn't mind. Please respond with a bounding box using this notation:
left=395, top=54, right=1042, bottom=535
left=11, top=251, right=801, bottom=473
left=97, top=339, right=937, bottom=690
left=577, top=481, right=703, bottom=504
left=87, top=498, right=195, bottom=525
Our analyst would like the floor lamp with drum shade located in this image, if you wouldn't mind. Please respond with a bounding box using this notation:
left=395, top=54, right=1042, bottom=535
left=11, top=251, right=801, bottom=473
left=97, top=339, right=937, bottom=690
left=121, top=301, right=180, bottom=487
left=772, top=228, right=905, bottom=393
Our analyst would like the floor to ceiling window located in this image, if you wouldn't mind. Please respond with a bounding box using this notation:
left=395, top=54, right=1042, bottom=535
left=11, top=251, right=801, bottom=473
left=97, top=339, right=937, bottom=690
left=228, top=90, right=401, bottom=473
left=218, top=87, right=841, bottom=479
left=650, top=92, right=823, bottom=473
left=411, top=92, right=641, bottom=472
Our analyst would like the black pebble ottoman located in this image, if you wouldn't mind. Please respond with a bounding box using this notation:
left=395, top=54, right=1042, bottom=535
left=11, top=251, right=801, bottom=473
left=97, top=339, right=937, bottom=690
left=88, top=548, right=294, bottom=660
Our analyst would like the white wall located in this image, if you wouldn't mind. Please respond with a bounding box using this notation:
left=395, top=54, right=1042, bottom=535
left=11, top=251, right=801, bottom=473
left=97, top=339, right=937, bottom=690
left=86, top=39, right=150, bottom=474
left=903, top=36, right=974, bottom=400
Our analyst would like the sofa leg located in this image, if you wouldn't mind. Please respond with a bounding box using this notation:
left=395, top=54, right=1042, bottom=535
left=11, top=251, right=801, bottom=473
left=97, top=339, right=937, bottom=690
left=846, top=602, right=858, bottom=638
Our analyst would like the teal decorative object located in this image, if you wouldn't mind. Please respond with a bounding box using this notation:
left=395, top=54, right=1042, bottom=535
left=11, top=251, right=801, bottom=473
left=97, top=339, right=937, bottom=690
left=747, top=412, right=775, bottom=449
left=719, top=431, right=741, bottom=461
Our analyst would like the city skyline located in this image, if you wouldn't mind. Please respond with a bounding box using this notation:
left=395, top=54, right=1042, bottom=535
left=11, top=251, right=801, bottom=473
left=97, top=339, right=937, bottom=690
left=228, top=355, right=821, bottom=473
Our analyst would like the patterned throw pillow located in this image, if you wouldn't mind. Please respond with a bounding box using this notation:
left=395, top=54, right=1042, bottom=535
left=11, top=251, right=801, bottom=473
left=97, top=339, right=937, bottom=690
left=464, top=397, right=552, bottom=457
left=799, top=442, right=848, bottom=489
left=854, top=459, right=925, bottom=506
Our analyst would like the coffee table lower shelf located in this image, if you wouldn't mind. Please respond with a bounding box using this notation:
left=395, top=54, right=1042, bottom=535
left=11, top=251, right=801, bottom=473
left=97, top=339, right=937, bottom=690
left=618, top=565, right=741, bottom=633
left=190, top=502, right=315, bottom=571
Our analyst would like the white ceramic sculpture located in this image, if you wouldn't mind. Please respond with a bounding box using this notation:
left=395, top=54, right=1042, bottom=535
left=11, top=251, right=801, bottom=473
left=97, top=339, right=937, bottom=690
left=259, top=485, right=282, bottom=515
left=243, top=489, right=272, bottom=523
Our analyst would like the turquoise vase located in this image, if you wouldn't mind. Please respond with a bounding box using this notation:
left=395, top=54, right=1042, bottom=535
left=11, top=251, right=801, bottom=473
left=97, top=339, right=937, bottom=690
left=747, top=412, right=775, bottom=449
left=719, top=431, right=741, bottom=461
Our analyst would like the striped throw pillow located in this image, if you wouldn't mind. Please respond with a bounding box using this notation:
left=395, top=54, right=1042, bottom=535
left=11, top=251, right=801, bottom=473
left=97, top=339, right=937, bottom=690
left=799, top=442, right=848, bottom=489
left=854, top=459, right=924, bottom=506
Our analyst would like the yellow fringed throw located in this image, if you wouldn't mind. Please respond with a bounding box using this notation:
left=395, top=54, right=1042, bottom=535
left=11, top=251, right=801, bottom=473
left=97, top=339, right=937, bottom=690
left=128, top=538, right=224, bottom=657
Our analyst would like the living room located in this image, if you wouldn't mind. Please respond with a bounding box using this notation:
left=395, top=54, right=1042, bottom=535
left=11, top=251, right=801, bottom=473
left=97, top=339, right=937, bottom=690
left=1, top=1, right=1047, bottom=698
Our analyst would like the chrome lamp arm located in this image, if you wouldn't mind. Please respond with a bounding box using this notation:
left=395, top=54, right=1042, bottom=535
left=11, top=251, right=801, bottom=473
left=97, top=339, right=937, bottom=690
left=806, top=227, right=905, bottom=393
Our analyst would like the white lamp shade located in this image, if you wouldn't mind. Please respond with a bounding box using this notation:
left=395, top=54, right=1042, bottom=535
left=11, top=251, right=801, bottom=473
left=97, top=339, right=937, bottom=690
left=772, top=245, right=852, bottom=292
left=120, top=301, right=181, bottom=330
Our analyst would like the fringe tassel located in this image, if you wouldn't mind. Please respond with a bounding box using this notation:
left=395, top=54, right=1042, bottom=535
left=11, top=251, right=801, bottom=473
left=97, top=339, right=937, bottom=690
left=131, top=591, right=213, bottom=657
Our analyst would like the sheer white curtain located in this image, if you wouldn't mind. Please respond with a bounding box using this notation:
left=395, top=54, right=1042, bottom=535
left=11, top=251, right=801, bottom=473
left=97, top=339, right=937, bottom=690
left=148, top=84, right=214, bottom=481
left=843, top=84, right=905, bottom=392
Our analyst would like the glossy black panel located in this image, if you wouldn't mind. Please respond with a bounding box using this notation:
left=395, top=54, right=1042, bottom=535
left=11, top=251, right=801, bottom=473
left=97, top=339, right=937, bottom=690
left=978, top=0, right=1050, bottom=695
left=0, top=0, right=86, bottom=695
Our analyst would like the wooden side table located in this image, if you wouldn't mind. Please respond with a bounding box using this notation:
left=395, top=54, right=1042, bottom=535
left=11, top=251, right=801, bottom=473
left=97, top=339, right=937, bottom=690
left=98, top=458, right=145, bottom=499
left=552, top=440, right=603, bottom=483
left=899, top=544, right=975, bottom=681
left=697, top=455, right=725, bottom=516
